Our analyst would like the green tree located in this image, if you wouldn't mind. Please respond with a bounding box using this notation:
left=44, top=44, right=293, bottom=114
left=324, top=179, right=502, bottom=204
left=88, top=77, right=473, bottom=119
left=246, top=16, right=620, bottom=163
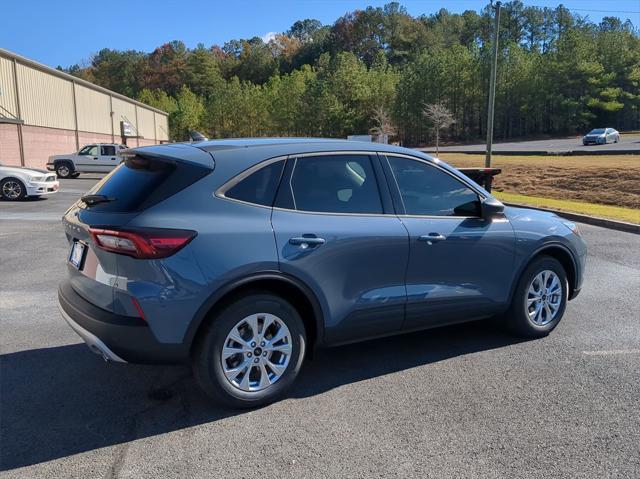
left=86, top=49, right=145, bottom=97
left=185, top=44, right=225, bottom=97
left=172, top=86, right=205, bottom=140
left=66, top=3, right=640, bottom=142
left=144, top=41, right=188, bottom=96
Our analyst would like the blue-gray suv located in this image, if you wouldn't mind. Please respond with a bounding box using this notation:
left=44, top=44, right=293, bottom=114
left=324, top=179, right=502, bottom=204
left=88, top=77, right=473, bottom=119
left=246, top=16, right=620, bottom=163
left=58, top=139, right=587, bottom=407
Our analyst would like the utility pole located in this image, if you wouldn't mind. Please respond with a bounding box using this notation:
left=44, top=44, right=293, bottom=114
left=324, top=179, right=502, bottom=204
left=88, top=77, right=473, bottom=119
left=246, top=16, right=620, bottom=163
left=485, top=0, right=501, bottom=168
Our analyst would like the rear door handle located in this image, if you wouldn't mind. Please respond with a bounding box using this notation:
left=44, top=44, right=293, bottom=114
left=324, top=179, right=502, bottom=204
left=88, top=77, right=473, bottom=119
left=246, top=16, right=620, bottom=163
left=289, top=236, right=326, bottom=248
left=418, top=233, right=446, bottom=244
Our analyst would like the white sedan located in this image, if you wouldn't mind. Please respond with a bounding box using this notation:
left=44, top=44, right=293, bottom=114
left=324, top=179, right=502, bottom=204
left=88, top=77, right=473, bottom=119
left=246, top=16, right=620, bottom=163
left=0, top=164, right=59, bottom=200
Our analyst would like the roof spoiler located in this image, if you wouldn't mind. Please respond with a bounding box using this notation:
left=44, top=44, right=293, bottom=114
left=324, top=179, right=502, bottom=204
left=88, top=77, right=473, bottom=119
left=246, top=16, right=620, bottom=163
left=121, top=143, right=215, bottom=170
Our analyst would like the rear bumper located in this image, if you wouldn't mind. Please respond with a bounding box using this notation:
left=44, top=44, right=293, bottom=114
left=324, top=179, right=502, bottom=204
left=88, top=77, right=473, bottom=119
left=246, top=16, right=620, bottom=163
left=58, top=281, right=189, bottom=364
left=59, top=303, right=127, bottom=362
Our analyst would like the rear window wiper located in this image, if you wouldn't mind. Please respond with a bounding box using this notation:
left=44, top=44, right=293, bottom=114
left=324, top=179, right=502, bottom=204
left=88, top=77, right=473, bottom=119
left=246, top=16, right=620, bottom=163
left=81, top=194, right=116, bottom=206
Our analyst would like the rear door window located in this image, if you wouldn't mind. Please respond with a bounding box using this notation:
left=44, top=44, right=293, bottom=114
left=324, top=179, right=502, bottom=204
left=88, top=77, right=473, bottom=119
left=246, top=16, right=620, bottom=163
left=101, top=145, right=116, bottom=156
left=225, top=160, right=285, bottom=206
left=284, top=155, right=383, bottom=214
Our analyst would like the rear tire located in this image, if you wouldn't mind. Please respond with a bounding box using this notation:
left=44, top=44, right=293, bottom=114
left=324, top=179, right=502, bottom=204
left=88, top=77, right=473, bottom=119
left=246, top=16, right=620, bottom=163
left=192, top=293, right=306, bottom=408
left=506, top=256, right=568, bottom=338
left=1, top=178, right=27, bottom=201
left=55, top=162, right=73, bottom=178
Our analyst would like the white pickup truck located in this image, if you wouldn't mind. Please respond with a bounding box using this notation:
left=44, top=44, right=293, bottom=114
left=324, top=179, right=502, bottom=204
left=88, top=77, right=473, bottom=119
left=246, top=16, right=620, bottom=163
left=47, top=143, right=127, bottom=178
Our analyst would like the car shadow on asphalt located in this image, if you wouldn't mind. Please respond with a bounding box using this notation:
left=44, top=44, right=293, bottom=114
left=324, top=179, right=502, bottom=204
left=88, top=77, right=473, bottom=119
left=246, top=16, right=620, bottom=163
left=0, top=320, right=524, bottom=471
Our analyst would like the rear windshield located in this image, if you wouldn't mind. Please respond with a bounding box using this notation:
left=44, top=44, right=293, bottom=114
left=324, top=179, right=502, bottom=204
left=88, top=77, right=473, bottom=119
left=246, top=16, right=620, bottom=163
left=81, top=156, right=209, bottom=212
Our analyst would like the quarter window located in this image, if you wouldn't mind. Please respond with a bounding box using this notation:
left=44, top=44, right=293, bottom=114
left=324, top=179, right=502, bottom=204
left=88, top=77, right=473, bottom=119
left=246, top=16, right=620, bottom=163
left=387, top=156, right=480, bottom=217
left=225, top=160, right=285, bottom=206
left=288, top=155, right=382, bottom=214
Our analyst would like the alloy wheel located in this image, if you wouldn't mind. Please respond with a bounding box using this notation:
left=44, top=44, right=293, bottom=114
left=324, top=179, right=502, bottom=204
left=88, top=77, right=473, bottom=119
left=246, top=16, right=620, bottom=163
left=57, top=165, right=70, bottom=177
left=221, top=313, right=293, bottom=392
left=2, top=181, right=22, bottom=199
left=525, top=270, right=563, bottom=326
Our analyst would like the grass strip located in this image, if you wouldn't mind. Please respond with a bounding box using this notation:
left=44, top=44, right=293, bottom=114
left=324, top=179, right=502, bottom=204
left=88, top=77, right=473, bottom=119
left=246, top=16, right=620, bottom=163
left=494, top=191, right=640, bottom=224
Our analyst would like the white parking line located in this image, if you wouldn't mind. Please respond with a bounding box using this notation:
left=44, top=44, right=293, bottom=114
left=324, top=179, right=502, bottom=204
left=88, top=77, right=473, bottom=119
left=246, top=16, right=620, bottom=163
left=582, top=349, right=640, bottom=356
left=0, top=213, right=61, bottom=221
left=60, top=189, right=90, bottom=194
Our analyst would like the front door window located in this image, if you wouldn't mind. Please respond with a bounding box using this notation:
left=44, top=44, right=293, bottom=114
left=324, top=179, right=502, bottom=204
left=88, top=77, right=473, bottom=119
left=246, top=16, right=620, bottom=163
left=79, top=145, right=98, bottom=156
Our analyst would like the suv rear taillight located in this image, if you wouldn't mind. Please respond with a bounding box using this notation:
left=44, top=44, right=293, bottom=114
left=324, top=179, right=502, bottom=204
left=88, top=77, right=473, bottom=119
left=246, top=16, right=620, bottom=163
left=89, top=227, right=197, bottom=259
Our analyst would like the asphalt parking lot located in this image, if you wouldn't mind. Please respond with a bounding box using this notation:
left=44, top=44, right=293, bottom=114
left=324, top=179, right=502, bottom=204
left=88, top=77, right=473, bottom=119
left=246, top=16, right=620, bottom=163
left=419, top=134, right=640, bottom=154
left=1, top=177, right=639, bottom=478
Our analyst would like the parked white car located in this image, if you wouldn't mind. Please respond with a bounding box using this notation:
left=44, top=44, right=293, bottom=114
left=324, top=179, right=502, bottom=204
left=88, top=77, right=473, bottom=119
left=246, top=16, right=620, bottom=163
left=47, top=143, right=127, bottom=178
left=0, top=164, right=59, bottom=200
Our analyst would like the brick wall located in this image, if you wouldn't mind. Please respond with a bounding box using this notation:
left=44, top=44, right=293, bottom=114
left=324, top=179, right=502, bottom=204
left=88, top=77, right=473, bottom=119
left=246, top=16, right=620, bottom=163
left=0, top=124, right=21, bottom=166
left=22, top=125, right=76, bottom=169
left=1, top=126, right=161, bottom=169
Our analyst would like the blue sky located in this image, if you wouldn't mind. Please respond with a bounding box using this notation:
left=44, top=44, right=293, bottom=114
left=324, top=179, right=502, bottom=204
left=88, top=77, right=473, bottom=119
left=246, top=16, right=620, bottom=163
left=2, top=0, right=639, bottom=68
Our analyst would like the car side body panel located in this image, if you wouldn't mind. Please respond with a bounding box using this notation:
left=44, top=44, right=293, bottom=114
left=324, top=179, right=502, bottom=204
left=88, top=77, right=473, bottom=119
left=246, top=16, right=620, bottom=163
left=114, top=171, right=280, bottom=344
left=57, top=139, right=587, bottom=366
left=399, top=215, right=517, bottom=329
left=272, top=208, right=410, bottom=345
left=503, top=206, right=587, bottom=295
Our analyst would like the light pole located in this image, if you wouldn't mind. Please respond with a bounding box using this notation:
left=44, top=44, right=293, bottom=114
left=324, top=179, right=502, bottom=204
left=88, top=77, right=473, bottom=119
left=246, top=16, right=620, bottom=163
left=485, top=1, right=501, bottom=168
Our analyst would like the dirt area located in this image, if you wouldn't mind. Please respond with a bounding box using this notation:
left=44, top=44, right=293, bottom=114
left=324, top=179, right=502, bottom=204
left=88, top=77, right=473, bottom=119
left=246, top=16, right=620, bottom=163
left=441, top=154, right=640, bottom=209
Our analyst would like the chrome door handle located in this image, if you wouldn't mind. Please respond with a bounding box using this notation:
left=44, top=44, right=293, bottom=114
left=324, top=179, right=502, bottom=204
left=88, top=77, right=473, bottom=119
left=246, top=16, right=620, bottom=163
left=418, top=233, right=446, bottom=244
left=289, top=236, right=326, bottom=248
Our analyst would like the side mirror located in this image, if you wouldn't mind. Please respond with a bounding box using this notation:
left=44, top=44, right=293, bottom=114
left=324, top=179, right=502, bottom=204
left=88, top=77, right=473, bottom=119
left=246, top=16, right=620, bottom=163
left=480, top=197, right=505, bottom=219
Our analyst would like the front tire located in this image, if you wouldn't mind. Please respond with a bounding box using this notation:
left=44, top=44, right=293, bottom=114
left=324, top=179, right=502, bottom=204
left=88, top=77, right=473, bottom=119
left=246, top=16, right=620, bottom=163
left=193, top=293, right=306, bottom=408
left=506, top=256, right=568, bottom=338
left=1, top=178, right=27, bottom=201
left=55, top=162, right=73, bottom=178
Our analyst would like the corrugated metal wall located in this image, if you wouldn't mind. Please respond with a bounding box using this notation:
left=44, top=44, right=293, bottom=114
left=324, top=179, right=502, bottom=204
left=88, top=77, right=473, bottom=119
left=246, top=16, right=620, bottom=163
left=16, top=63, right=75, bottom=129
left=136, top=105, right=155, bottom=140
left=75, top=84, right=112, bottom=134
left=155, top=112, right=169, bottom=141
left=0, top=49, right=168, bottom=143
left=0, top=57, right=18, bottom=118
left=111, top=96, right=137, bottom=137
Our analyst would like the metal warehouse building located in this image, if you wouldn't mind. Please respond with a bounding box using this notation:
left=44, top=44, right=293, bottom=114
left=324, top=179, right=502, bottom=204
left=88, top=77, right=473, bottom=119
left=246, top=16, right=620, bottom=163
left=0, top=48, right=169, bottom=169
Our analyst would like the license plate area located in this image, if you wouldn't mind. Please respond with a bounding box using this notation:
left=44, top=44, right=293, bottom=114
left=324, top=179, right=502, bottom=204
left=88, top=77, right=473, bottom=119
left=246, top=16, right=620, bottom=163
left=69, top=241, right=87, bottom=270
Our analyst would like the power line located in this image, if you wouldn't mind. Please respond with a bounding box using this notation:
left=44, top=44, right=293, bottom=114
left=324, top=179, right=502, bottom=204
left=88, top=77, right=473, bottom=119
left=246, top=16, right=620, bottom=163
left=528, top=5, right=640, bottom=14
left=259, top=0, right=640, bottom=15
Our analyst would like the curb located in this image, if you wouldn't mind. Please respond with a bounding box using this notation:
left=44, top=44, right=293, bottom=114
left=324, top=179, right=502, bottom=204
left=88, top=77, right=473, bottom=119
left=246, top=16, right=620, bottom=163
left=505, top=203, right=640, bottom=235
